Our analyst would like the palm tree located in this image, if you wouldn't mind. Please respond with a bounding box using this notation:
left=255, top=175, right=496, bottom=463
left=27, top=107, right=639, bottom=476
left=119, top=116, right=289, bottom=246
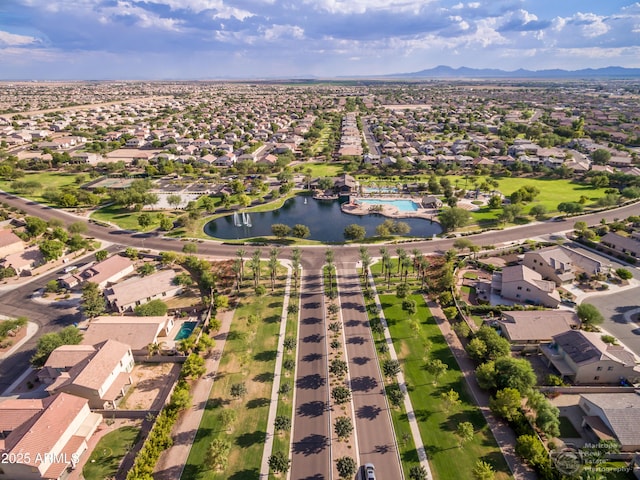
left=411, top=248, right=421, bottom=275
left=178, top=337, right=196, bottom=355
left=418, top=256, right=430, bottom=290
left=250, top=250, right=261, bottom=289
left=380, top=247, right=390, bottom=278
left=236, top=248, right=246, bottom=283
left=396, top=248, right=407, bottom=275
left=402, top=257, right=412, bottom=284
left=147, top=342, right=160, bottom=358
left=291, top=248, right=301, bottom=291
left=359, top=246, right=371, bottom=284
left=231, top=259, right=242, bottom=292
left=269, top=248, right=278, bottom=292
left=325, top=249, right=335, bottom=294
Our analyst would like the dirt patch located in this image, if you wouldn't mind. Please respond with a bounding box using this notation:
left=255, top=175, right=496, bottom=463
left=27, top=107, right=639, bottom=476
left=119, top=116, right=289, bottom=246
left=119, top=363, right=181, bottom=410
left=0, top=325, right=27, bottom=354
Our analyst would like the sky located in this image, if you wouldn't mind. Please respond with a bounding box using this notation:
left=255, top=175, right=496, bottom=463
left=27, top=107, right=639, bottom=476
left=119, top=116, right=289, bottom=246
left=0, top=0, right=639, bottom=80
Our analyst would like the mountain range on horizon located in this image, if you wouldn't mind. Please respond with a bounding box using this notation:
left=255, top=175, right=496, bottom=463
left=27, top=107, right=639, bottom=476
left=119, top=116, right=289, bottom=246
left=388, top=65, right=640, bottom=79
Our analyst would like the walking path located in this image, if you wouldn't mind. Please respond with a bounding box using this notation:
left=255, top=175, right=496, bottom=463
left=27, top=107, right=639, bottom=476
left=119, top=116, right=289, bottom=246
left=427, top=300, right=537, bottom=480
left=153, top=307, right=236, bottom=480
left=366, top=270, right=432, bottom=479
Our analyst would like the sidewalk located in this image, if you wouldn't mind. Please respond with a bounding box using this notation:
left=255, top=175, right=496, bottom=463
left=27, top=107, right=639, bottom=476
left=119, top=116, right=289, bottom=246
left=427, top=300, right=537, bottom=480
left=153, top=307, right=236, bottom=480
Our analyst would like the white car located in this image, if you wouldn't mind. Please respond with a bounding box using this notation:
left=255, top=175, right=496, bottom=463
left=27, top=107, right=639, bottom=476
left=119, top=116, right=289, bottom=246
left=363, top=463, right=376, bottom=480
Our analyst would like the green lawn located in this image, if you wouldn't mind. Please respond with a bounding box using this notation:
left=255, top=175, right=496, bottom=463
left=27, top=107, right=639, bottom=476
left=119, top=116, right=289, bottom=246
left=269, top=291, right=300, bottom=479
left=91, top=204, right=179, bottom=231
left=82, top=426, right=140, bottom=480
left=183, top=273, right=285, bottom=480
left=461, top=285, right=476, bottom=295
left=0, top=171, right=80, bottom=204
left=558, top=416, right=580, bottom=438
left=453, top=175, right=608, bottom=225
left=299, top=162, right=344, bottom=178
left=376, top=293, right=511, bottom=480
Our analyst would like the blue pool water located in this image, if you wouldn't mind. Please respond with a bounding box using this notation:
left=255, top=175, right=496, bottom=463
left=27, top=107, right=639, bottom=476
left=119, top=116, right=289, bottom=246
left=174, top=321, right=197, bottom=340
left=357, top=199, right=419, bottom=212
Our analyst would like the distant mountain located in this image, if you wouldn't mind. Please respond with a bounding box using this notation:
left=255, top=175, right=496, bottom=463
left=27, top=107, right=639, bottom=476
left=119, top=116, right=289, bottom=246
left=393, top=65, right=640, bottom=79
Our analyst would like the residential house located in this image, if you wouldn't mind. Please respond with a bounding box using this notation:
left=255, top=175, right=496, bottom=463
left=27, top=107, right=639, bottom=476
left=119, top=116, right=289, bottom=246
left=578, top=393, right=640, bottom=452
left=0, top=229, right=25, bottom=258
left=59, top=255, right=134, bottom=290
left=213, top=153, right=237, bottom=167
left=38, top=339, right=134, bottom=409
left=493, top=264, right=561, bottom=308
left=70, top=152, right=102, bottom=165
left=498, top=310, right=579, bottom=347
left=524, top=246, right=605, bottom=285
left=541, top=330, right=640, bottom=384
left=105, top=269, right=180, bottom=313
left=1, top=246, right=44, bottom=276
left=0, top=393, right=102, bottom=480
left=81, top=315, right=175, bottom=358
left=600, top=232, right=640, bottom=259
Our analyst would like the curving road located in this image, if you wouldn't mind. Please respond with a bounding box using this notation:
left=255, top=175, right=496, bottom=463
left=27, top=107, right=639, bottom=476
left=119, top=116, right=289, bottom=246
left=2, top=192, right=638, bottom=267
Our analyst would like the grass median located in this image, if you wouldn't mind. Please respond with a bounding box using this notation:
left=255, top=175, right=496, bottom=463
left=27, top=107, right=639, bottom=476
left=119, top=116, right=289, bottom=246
left=183, top=274, right=285, bottom=480
left=363, top=259, right=511, bottom=480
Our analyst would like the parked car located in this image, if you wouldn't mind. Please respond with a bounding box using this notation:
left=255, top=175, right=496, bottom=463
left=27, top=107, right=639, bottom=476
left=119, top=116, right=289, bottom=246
left=363, top=463, right=376, bottom=480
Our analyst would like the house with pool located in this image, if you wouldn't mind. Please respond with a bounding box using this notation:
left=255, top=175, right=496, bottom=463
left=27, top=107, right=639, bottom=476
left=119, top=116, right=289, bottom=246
left=80, top=315, right=191, bottom=358
left=104, top=268, right=181, bottom=313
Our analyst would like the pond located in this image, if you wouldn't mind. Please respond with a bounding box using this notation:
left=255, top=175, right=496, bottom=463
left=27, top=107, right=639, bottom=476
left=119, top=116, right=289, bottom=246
left=204, top=196, right=442, bottom=243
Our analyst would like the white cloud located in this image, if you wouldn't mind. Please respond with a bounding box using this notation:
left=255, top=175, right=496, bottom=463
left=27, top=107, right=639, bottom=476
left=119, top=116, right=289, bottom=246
left=572, top=12, right=610, bottom=38
left=263, top=25, right=304, bottom=41
left=302, top=0, right=432, bottom=15
left=0, top=30, right=39, bottom=46
left=98, top=1, right=183, bottom=31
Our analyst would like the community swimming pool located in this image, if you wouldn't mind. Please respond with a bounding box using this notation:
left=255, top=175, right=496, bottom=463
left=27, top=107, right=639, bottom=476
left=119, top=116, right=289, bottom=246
left=357, top=198, right=420, bottom=212
left=362, top=186, right=399, bottom=194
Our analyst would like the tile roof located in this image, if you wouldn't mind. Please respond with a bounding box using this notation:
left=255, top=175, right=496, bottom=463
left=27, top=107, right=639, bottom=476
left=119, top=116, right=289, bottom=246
left=82, top=316, right=170, bottom=351
left=1, top=393, right=88, bottom=466
left=581, top=393, right=640, bottom=446
left=499, top=310, right=579, bottom=342
left=0, top=228, right=23, bottom=248
left=105, top=269, right=176, bottom=307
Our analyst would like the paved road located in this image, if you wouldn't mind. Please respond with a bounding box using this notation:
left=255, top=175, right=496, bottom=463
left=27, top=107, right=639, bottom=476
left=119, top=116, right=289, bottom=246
left=2, top=193, right=638, bottom=269
left=0, top=245, right=119, bottom=393
left=0, top=271, right=80, bottom=392
left=559, top=242, right=640, bottom=356
left=337, top=264, right=403, bottom=479
left=291, top=268, right=332, bottom=480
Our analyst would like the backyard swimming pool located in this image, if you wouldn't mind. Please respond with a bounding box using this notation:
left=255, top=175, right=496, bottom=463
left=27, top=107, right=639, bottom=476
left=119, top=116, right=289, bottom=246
left=174, top=321, right=197, bottom=341
left=357, top=198, right=420, bottom=212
